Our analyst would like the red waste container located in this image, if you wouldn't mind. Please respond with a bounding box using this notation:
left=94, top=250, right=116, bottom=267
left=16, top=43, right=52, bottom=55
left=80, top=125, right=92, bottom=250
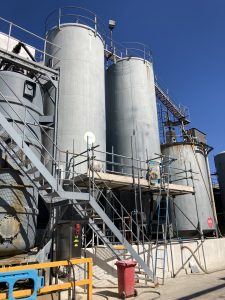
left=115, top=260, right=137, bottom=299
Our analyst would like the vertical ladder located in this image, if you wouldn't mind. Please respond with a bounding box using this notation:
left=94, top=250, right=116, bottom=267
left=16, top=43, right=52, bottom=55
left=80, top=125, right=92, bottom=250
left=154, top=164, right=171, bottom=285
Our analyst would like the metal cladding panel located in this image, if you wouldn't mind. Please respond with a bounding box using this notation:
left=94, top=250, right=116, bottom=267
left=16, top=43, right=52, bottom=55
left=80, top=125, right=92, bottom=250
left=0, top=168, right=38, bottom=256
left=106, top=58, right=160, bottom=174
left=162, top=143, right=216, bottom=235
left=215, top=152, right=225, bottom=211
left=45, top=24, right=106, bottom=175
left=0, top=71, right=43, bottom=148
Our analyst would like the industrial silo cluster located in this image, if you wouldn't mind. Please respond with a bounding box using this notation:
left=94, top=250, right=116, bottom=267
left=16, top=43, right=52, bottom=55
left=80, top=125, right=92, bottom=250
left=0, top=5, right=221, bottom=261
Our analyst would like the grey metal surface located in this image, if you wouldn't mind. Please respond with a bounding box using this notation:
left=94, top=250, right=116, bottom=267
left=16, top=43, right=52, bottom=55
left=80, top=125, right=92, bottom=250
left=215, top=152, right=225, bottom=212
left=0, top=106, right=90, bottom=200
left=0, top=71, right=43, bottom=255
left=0, top=168, right=38, bottom=256
left=0, top=70, right=154, bottom=280
left=0, top=48, right=59, bottom=77
left=0, top=71, right=43, bottom=149
left=162, top=143, right=216, bottom=236
left=106, top=57, right=160, bottom=174
left=44, top=23, right=106, bottom=175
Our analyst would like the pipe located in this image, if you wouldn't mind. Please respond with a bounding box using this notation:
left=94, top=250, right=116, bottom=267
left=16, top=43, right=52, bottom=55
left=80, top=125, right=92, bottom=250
left=13, top=42, right=36, bottom=62
left=174, top=245, right=225, bottom=277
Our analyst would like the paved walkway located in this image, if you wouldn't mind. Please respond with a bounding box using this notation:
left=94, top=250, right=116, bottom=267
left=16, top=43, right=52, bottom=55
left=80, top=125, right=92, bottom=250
left=91, top=269, right=225, bottom=299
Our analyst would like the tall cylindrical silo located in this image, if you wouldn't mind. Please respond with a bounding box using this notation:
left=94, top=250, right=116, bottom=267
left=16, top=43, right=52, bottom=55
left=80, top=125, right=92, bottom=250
left=44, top=23, right=106, bottom=175
left=0, top=70, right=42, bottom=255
left=161, top=142, right=217, bottom=237
left=106, top=58, right=160, bottom=175
left=215, top=152, right=225, bottom=212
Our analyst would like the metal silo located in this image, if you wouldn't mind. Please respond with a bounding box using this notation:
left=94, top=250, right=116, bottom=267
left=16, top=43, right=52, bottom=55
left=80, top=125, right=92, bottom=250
left=215, top=152, right=225, bottom=213
left=0, top=70, right=43, bottom=255
left=106, top=57, right=160, bottom=175
left=161, top=142, right=217, bottom=236
left=44, top=12, right=106, bottom=176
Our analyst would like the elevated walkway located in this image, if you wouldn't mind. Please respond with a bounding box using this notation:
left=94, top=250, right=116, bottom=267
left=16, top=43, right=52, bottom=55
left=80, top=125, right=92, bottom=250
left=73, top=171, right=194, bottom=195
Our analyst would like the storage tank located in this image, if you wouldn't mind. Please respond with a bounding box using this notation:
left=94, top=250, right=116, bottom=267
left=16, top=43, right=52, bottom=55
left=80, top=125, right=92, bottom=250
left=215, top=151, right=225, bottom=213
left=106, top=58, right=160, bottom=175
left=0, top=168, right=39, bottom=256
left=44, top=22, right=106, bottom=175
left=0, top=70, right=43, bottom=255
left=0, top=71, right=43, bottom=156
left=161, top=142, right=217, bottom=237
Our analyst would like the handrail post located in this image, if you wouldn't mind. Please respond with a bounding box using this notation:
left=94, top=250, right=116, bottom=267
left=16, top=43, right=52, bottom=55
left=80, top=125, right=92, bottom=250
left=7, top=22, right=13, bottom=52
left=22, top=107, right=27, bottom=148
left=94, top=15, right=97, bottom=36
left=58, top=8, right=61, bottom=29
left=87, top=260, right=93, bottom=300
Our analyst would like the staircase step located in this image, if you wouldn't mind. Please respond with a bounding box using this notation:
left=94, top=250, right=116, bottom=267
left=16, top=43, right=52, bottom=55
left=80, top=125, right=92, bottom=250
left=27, top=166, right=38, bottom=174
left=38, top=183, right=52, bottom=191
left=33, top=175, right=44, bottom=182
left=19, top=158, right=31, bottom=167
left=43, top=191, right=60, bottom=198
left=74, top=200, right=91, bottom=205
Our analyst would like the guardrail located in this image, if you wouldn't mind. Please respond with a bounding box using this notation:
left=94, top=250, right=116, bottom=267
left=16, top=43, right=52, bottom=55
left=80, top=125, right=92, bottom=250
left=0, top=258, right=93, bottom=300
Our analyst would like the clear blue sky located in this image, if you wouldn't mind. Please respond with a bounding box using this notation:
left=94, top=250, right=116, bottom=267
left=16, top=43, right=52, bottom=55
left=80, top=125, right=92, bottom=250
left=1, top=0, right=225, bottom=170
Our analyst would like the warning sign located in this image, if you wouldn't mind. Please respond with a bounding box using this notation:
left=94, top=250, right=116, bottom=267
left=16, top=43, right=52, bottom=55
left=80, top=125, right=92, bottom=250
left=207, top=217, right=213, bottom=229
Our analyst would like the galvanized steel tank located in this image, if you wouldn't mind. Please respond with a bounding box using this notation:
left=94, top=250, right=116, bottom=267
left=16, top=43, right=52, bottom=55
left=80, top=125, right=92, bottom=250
left=106, top=58, right=160, bottom=175
left=0, top=70, right=42, bottom=255
left=44, top=23, right=106, bottom=175
left=0, top=71, right=43, bottom=156
left=215, top=151, right=225, bottom=212
left=0, top=168, right=39, bottom=256
left=161, top=142, right=217, bottom=236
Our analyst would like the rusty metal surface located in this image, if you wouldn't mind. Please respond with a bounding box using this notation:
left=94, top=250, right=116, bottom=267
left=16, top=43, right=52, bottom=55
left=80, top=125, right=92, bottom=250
left=0, top=167, right=38, bottom=256
left=162, top=142, right=216, bottom=236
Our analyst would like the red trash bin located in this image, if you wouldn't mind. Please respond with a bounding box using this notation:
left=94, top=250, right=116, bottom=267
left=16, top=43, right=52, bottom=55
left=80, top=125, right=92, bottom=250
left=115, top=259, right=137, bottom=299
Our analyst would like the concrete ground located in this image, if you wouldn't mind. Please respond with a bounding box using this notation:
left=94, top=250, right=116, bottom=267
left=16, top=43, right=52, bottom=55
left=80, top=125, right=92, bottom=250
left=90, top=269, right=225, bottom=299
left=37, top=269, right=225, bottom=299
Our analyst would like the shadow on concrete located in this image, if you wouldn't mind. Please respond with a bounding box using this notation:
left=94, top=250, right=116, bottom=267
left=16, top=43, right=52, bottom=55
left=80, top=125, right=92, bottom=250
left=177, top=282, right=225, bottom=299
left=95, top=290, right=119, bottom=298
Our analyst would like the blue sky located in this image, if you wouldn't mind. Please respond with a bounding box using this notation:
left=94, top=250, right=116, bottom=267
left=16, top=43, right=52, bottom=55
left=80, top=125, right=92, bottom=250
left=1, top=0, right=225, bottom=170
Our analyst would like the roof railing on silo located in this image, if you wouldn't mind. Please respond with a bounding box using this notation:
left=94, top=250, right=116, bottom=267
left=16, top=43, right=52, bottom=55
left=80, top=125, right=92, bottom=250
left=45, top=6, right=108, bottom=43
left=105, top=39, right=153, bottom=63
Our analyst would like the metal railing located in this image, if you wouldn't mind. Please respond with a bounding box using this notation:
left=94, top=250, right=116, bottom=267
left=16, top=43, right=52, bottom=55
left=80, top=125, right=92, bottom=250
left=105, top=40, right=153, bottom=63
left=45, top=6, right=108, bottom=42
left=0, top=258, right=93, bottom=300
left=0, top=16, right=61, bottom=65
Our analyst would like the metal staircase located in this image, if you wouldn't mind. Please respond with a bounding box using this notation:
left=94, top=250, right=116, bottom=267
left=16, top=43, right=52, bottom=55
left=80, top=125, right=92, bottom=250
left=0, top=71, right=155, bottom=283
left=64, top=166, right=156, bottom=281
left=155, top=82, right=190, bottom=125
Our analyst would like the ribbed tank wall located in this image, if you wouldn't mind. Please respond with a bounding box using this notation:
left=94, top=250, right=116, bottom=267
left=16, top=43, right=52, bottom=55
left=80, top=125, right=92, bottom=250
left=162, top=143, right=216, bottom=236
left=215, top=152, right=225, bottom=212
left=0, top=169, right=38, bottom=256
left=0, top=71, right=43, bottom=153
left=0, top=71, right=42, bottom=255
left=45, top=24, right=106, bottom=175
left=106, top=58, right=160, bottom=175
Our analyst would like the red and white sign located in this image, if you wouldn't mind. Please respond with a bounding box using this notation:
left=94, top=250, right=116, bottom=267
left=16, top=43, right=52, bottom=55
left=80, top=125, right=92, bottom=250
left=207, top=217, right=213, bottom=229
